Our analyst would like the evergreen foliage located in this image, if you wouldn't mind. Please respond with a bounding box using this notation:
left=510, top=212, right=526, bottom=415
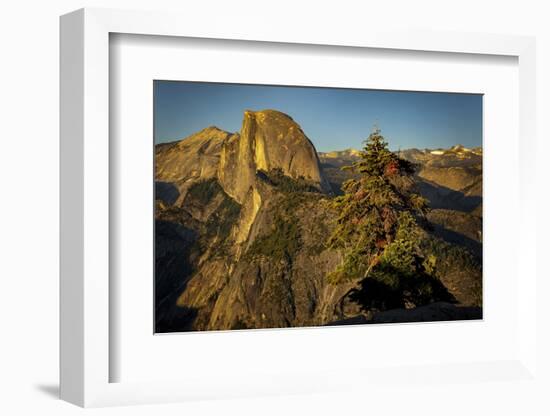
left=247, top=211, right=302, bottom=261
left=257, top=168, right=321, bottom=193
left=327, top=128, right=453, bottom=311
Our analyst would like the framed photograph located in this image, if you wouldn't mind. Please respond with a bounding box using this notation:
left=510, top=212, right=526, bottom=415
left=153, top=81, right=483, bottom=333
left=60, top=8, right=538, bottom=407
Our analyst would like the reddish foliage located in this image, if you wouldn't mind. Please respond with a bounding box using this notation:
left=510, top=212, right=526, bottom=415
left=381, top=206, right=392, bottom=219
left=381, top=206, right=396, bottom=233
left=375, top=238, right=387, bottom=249
left=354, top=189, right=367, bottom=201
left=384, top=160, right=399, bottom=176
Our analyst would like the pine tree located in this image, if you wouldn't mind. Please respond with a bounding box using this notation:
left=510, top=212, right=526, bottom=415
left=327, top=128, right=452, bottom=311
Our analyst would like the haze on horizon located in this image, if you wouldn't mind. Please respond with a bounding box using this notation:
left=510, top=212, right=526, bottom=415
left=154, top=81, right=482, bottom=152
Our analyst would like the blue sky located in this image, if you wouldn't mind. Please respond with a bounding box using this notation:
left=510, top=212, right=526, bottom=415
left=154, top=81, right=482, bottom=152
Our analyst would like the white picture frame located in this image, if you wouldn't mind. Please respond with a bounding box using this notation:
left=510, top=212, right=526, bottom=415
left=60, top=7, right=538, bottom=408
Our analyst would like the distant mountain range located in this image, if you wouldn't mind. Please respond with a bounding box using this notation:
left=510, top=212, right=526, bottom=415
left=155, top=109, right=482, bottom=332
left=319, top=143, right=482, bottom=211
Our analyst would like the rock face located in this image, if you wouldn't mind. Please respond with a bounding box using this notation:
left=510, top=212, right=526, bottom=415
left=155, top=126, right=231, bottom=206
left=400, top=145, right=482, bottom=212
left=155, top=175, right=355, bottom=332
left=156, top=110, right=330, bottom=206
left=171, top=188, right=355, bottom=331
left=155, top=113, right=482, bottom=332
left=218, top=110, right=331, bottom=203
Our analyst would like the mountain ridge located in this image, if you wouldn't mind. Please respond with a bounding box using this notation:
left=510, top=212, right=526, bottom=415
left=156, top=109, right=331, bottom=207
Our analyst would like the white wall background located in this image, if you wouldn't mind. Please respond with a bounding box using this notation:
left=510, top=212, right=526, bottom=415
left=0, top=1, right=548, bottom=415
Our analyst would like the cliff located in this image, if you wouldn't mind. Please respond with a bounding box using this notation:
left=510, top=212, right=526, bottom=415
left=156, top=109, right=331, bottom=206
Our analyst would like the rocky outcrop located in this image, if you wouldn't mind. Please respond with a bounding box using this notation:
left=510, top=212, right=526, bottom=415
left=155, top=126, right=231, bottom=205
left=156, top=178, right=353, bottom=332
left=156, top=110, right=331, bottom=206
left=218, top=110, right=331, bottom=203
